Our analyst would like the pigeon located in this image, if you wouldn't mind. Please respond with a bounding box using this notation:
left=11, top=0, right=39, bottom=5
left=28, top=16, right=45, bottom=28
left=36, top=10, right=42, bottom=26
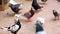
left=36, top=17, right=46, bottom=34
left=41, top=0, right=47, bottom=5
left=24, top=8, right=35, bottom=18
left=1, top=17, right=21, bottom=34
left=22, top=8, right=36, bottom=21
left=13, top=8, right=36, bottom=22
left=32, top=0, right=43, bottom=11
left=53, top=10, right=60, bottom=20
left=16, top=8, right=35, bottom=22
left=9, top=0, right=23, bottom=15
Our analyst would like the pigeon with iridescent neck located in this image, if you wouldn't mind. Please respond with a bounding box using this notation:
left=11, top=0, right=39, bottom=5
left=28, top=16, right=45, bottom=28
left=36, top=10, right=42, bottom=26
left=36, top=17, right=46, bottom=34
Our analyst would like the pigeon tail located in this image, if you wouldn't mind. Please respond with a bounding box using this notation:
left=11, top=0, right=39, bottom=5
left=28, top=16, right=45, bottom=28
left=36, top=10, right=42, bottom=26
left=1, top=26, right=8, bottom=30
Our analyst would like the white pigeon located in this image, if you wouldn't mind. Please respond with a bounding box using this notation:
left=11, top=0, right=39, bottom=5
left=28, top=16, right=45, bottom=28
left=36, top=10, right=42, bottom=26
left=1, top=18, right=21, bottom=34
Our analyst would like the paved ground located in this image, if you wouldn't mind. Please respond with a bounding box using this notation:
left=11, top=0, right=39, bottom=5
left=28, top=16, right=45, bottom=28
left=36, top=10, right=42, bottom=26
left=0, top=0, right=60, bottom=34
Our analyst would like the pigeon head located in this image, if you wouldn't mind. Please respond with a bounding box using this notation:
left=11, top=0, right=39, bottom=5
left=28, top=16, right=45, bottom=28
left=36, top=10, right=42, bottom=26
left=36, top=17, right=45, bottom=24
left=14, top=14, right=20, bottom=21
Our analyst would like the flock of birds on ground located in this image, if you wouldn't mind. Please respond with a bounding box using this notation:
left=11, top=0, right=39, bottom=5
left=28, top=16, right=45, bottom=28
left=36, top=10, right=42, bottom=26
left=0, top=0, right=60, bottom=34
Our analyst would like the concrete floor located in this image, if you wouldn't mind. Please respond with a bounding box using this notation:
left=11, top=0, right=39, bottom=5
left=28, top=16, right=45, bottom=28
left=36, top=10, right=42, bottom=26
left=0, top=0, right=60, bottom=34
